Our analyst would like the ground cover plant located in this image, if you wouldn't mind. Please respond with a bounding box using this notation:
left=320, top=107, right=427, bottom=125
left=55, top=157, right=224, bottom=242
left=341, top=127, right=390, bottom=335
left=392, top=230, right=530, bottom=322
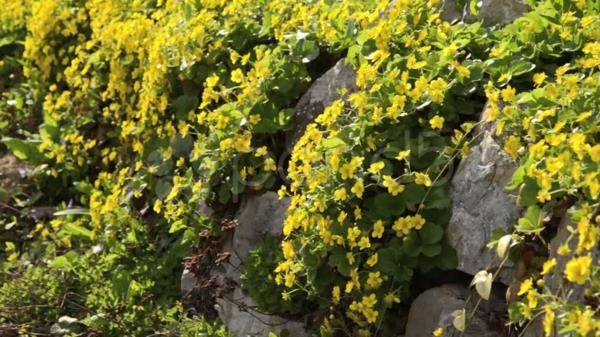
left=0, top=0, right=598, bottom=336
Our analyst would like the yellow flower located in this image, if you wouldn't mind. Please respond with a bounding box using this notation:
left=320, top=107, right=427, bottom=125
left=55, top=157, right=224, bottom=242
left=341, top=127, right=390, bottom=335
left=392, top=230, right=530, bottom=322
left=429, top=78, right=448, bottom=103
left=358, top=236, right=371, bottom=250
left=533, top=72, right=547, bottom=87
left=396, top=150, right=411, bottom=161
left=368, top=161, right=385, bottom=174
left=564, top=255, right=591, bottom=284
left=545, top=157, right=564, bottom=176
left=557, top=244, right=571, bottom=256
left=255, top=146, right=268, bottom=157
left=433, top=328, right=443, bottom=337
left=406, top=54, right=426, bottom=69
left=264, top=158, right=277, bottom=171
left=367, top=272, right=383, bottom=289
left=504, top=135, right=521, bottom=160
left=414, top=172, right=432, bottom=187
left=517, top=278, right=532, bottom=296
left=332, top=286, right=341, bottom=304
left=527, top=289, right=538, bottom=309
left=372, top=220, right=385, bottom=238
left=366, top=253, right=378, bottom=267
left=346, top=252, right=355, bottom=265
left=382, top=175, right=404, bottom=196
left=589, top=144, right=600, bottom=162
left=501, top=85, right=516, bottom=102
left=537, top=189, right=552, bottom=203
left=153, top=199, right=163, bottom=213
left=334, top=187, right=348, bottom=201
left=543, top=305, right=554, bottom=337
left=7, top=252, right=18, bottom=262
left=231, top=68, right=244, bottom=83
left=576, top=308, right=593, bottom=336
left=284, top=272, right=295, bottom=287
left=541, top=258, right=556, bottom=275
left=347, top=227, right=361, bottom=245
left=429, top=115, right=445, bottom=130
left=383, top=293, right=400, bottom=305
left=282, top=240, right=295, bottom=260
left=351, top=179, right=365, bottom=198
left=338, top=211, right=348, bottom=223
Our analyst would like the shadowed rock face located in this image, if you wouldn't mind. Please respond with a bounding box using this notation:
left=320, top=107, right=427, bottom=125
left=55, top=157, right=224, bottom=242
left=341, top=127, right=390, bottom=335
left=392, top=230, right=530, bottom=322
left=405, top=284, right=506, bottom=337
left=182, top=192, right=309, bottom=337
left=285, top=59, right=357, bottom=152
left=0, top=153, right=28, bottom=190
left=441, top=0, right=529, bottom=25
left=447, top=107, right=520, bottom=285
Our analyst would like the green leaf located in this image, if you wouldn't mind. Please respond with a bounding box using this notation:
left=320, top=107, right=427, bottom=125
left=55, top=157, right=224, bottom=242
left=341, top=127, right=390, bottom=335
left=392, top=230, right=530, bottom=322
left=54, top=208, right=90, bottom=216
left=62, top=222, right=93, bottom=239
left=421, top=244, right=442, bottom=257
left=469, top=0, right=481, bottom=15
left=418, top=223, right=444, bottom=245
left=328, top=248, right=352, bottom=277
left=519, top=177, right=540, bottom=207
left=376, top=247, right=398, bottom=274
left=321, top=137, right=346, bottom=150
left=2, top=137, right=43, bottom=164
left=173, top=95, right=198, bottom=120
left=169, top=220, right=187, bottom=233
left=516, top=206, right=544, bottom=234
left=365, top=193, right=405, bottom=218
left=49, top=256, right=73, bottom=270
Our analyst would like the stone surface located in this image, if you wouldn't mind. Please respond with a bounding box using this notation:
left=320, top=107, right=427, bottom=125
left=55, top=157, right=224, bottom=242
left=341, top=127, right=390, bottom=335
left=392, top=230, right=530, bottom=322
left=545, top=212, right=600, bottom=297
left=0, top=153, right=28, bottom=190
left=183, top=191, right=309, bottom=337
left=285, top=59, right=357, bottom=151
left=215, top=287, right=310, bottom=337
left=405, top=284, right=506, bottom=337
left=233, top=192, right=290, bottom=262
left=520, top=210, right=600, bottom=337
left=215, top=192, right=309, bottom=337
left=441, top=0, right=529, bottom=25
left=447, top=111, right=520, bottom=285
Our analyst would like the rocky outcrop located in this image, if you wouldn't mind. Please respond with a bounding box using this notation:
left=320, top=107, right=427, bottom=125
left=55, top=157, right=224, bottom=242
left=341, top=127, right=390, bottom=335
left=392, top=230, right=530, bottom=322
left=441, top=0, right=529, bottom=25
left=447, top=110, right=519, bottom=285
left=182, top=192, right=309, bottom=337
left=0, top=153, right=28, bottom=190
left=405, top=284, right=506, bottom=337
left=285, top=59, right=357, bottom=152
left=521, top=210, right=600, bottom=337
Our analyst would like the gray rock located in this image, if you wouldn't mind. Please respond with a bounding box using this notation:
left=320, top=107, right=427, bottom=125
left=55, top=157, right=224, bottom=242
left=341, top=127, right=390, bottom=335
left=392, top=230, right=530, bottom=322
left=448, top=107, right=519, bottom=285
left=441, top=0, right=529, bottom=25
left=180, top=269, right=197, bottom=297
left=215, top=287, right=310, bottom=337
left=183, top=191, right=309, bottom=337
left=285, top=60, right=357, bottom=151
left=233, top=191, right=290, bottom=261
left=546, top=212, right=600, bottom=298
left=0, top=153, right=28, bottom=190
left=405, top=284, right=505, bottom=337
left=520, top=210, right=599, bottom=337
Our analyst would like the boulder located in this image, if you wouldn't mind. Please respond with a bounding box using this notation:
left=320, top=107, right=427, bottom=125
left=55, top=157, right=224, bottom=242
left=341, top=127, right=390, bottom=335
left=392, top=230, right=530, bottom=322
left=521, top=210, right=599, bottom=337
left=285, top=59, right=357, bottom=152
left=405, top=284, right=506, bottom=337
left=183, top=191, right=310, bottom=337
left=0, top=153, right=28, bottom=190
left=545, top=212, right=600, bottom=298
left=215, top=287, right=310, bottom=337
left=447, top=108, right=519, bottom=285
left=441, top=0, right=529, bottom=25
